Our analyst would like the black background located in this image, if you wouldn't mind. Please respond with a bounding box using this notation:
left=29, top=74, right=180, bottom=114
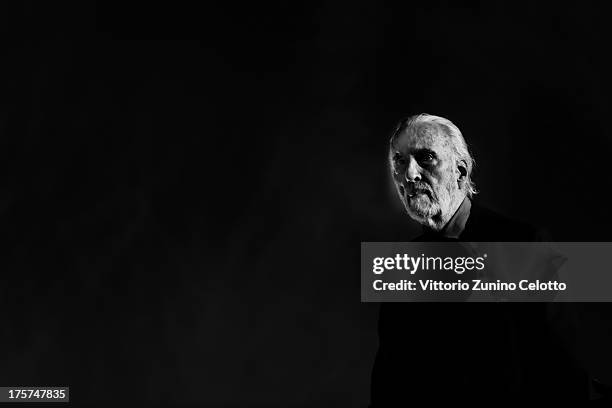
left=1, top=2, right=611, bottom=407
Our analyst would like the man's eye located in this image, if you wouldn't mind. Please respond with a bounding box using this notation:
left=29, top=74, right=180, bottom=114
left=393, top=154, right=406, bottom=166
left=418, top=152, right=434, bottom=163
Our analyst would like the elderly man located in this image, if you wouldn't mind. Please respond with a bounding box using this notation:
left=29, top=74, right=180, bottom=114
left=369, top=114, right=589, bottom=405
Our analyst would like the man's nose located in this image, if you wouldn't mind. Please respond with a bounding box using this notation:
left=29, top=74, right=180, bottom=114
left=405, top=157, right=422, bottom=182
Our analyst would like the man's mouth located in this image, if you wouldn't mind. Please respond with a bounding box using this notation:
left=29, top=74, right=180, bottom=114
left=407, top=188, right=431, bottom=199
left=399, top=184, right=432, bottom=199
left=409, top=192, right=428, bottom=199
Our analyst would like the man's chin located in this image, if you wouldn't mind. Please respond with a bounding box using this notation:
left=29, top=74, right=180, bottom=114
left=405, top=203, right=439, bottom=223
left=406, top=195, right=433, bottom=212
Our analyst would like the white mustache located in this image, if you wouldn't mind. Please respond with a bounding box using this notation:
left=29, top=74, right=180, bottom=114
left=400, top=183, right=435, bottom=198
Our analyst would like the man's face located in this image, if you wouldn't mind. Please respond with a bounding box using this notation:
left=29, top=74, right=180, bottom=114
left=390, top=124, right=463, bottom=229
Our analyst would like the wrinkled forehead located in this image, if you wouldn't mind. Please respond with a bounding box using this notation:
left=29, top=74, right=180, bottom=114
left=391, top=123, right=452, bottom=156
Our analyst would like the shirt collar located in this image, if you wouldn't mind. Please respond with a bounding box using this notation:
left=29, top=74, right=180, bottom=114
left=423, top=196, right=471, bottom=239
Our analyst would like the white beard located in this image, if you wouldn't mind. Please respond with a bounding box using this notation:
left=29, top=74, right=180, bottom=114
left=399, top=180, right=462, bottom=231
left=406, top=193, right=441, bottom=221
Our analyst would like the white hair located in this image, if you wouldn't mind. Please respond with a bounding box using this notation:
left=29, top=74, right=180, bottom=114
left=389, top=113, right=478, bottom=198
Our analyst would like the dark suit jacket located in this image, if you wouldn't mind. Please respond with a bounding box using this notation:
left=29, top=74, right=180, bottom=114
left=370, top=202, right=588, bottom=405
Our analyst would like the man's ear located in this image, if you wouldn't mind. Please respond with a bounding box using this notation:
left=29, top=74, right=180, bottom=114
left=456, top=160, right=468, bottom=187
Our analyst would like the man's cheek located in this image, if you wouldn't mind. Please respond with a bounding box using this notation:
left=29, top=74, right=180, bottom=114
left=397, top=183, right=406, bottom=196
left=393, top=170, right=405, bottom=183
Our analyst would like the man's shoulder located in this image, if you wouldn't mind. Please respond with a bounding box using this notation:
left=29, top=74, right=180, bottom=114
left=463, top=201, right=547, bottom=241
